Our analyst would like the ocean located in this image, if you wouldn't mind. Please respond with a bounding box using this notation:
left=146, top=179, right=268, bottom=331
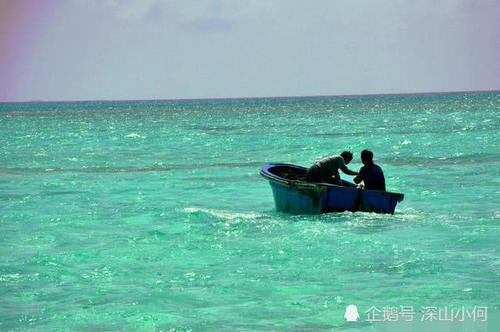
left=1, top=92, right=499, bottom=331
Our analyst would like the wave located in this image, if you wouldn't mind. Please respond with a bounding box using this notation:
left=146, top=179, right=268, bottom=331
left=184, top=207, right=266, bottom=221
left=0, top=167, right=173, bottom=174
left=0, top=161, right=269, bottom=175
left=124, top=133, right=146, bottom=138
left=381, top=153, right=499, bottom=166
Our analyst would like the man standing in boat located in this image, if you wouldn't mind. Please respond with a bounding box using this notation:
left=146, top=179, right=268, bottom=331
left=306, top=151, right=358, bottom=185
left=354, top=150, right=386, bottom=191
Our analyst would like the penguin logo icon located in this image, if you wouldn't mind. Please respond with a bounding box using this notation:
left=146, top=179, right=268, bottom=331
left=344, top=304, right=360, bottom=322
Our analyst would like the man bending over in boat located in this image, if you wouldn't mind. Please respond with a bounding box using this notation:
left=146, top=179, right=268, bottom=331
left=354, top=150, right=386, bottom=191
left=306, top=151, right=358, bottom=185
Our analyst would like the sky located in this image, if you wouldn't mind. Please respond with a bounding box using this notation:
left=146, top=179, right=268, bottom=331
left=0, top=0, right=499, bottom=102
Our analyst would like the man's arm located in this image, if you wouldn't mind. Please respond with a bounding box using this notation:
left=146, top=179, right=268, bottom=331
left=354, top=167, right=365, bottom=184
left=339, top=161, right=359, bottom=176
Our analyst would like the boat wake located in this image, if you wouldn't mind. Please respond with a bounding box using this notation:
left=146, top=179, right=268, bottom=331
left=183, top=207, right=266, bottom=221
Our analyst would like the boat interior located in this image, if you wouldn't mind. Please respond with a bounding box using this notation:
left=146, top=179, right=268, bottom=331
left=269, top=165, right=307, bottom=181
left=268, top=164, right=356, bottom=187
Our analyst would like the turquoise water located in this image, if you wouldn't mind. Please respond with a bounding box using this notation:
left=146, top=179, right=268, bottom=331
left=1, top=92, right=499, bottom=331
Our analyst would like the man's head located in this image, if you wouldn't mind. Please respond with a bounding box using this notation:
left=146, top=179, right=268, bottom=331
left=340, top=151, right=353, bottom=164
left=360, top=149, right=374, bottom=165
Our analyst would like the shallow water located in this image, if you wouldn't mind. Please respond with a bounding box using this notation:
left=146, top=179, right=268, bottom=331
left=1, top=92, right=499, bottom=330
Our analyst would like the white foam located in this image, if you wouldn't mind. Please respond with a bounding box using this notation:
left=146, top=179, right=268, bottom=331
left=183, top=207, right=264, bottom=221
left=125, top=133, right=146, bottom=138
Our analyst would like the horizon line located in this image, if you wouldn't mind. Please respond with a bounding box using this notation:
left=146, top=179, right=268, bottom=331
left=1, top=88, right=499, bottom=104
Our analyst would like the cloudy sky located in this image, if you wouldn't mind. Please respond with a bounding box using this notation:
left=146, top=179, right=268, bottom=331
left=0, top=0, right=499, bottom=102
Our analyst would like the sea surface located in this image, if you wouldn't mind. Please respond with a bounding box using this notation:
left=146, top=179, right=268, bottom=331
left=1, top=92, right=499, bottom=331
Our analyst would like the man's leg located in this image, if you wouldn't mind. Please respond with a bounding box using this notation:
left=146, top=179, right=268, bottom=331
left=306, top=166, right=321, bottom=182
left=326, top=176, right=342, bottom=186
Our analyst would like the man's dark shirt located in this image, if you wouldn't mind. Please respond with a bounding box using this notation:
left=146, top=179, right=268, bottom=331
left=358, top=163, right=386, bottom=191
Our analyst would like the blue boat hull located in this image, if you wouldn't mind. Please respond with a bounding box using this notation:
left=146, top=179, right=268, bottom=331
left=261, top=164, right=404, bottom=214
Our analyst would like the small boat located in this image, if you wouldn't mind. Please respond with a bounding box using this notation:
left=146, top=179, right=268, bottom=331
left=260, top=163, right=404, bottom=214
